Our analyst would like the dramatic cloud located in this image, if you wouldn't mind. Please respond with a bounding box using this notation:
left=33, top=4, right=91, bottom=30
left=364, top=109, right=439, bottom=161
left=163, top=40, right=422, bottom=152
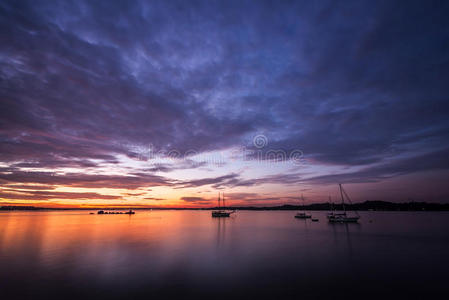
left=0, top=168, right=174, bottom=189
left=0, top=190, right=120, bottom=201
left=177, top=174, right=240, bottom=188
left=180, top=196, right=210, bottom=205
left=302, top=147, right=449, bottom=185
left=1, top=184, right=56, bottom=190
left=1, top=0, right=449, bottom=204
left=142, top=196, right=165, bottom=201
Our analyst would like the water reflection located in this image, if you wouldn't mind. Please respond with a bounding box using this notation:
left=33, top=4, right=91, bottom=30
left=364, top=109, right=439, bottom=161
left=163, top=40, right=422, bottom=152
left=215, top=215, right=227, bottom=248
left=328, top=221, right=362, bottom=257
left=1, top=211, right=448, bottom=299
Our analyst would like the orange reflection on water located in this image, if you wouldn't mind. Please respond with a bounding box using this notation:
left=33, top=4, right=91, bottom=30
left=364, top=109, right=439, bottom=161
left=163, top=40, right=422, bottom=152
left=1, top=211, right=449, bottom=299
left=0, top=211, right=225, bottom=274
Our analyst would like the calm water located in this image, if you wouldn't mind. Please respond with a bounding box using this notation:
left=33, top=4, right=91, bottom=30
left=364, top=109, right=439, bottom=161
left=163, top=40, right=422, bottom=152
left=1, top=210, right=448, bottom=299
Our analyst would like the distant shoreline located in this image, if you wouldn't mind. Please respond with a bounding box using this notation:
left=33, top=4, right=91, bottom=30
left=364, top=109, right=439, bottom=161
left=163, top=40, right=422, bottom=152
left=2, top=201, right=449, bottom=211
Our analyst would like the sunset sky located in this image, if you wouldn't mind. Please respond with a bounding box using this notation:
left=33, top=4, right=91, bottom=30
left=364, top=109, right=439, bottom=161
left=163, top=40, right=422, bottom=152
left=1, top=0, right=449, bottom=208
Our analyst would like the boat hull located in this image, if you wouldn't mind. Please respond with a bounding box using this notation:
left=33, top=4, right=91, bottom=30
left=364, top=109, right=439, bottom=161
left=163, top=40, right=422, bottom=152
left=212, top=211, right=231, bottom=217
left=295, top=215, right=311, bottom=219
left=327, top=216, right=359, bottom=223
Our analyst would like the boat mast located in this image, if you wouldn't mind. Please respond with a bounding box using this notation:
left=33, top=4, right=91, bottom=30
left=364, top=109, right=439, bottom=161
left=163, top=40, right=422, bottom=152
left=339, top=184, right=346, bottom=213
left=341, top=185, right=360, bottom=217
left=218, top=192, right=221, bottom=208
left=301, top=194, right=305, bottom=211
left=223, top=192, right=225, bottom=208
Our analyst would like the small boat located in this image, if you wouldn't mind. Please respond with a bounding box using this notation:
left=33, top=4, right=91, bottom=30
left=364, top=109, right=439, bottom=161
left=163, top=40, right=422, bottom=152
left=311, top=218, right=319, bottom=222
left=295, top=194, right=312, bottom=219
left=295, top=212, right=312, bottom=219
left=97, top=210, right=135, bottom=215
left=212, top=210, right=231, bottom=217
left=212, top=192, right=234, bottom=218
left=328, top=213, right=359, bottom=223
left=327, top=184, right=360, bottom=223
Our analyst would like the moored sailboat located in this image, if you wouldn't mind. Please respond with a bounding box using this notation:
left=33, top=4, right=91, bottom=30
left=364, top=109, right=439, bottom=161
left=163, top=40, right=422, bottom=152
left=295, top=194, right=312, bottom=219
left=327, top=184, right=360, bottom=223
left=212, top=192, right=235, bottom=217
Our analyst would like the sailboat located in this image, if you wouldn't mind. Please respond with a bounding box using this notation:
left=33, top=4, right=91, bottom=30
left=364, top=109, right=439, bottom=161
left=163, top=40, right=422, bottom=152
left=212, top=192, right=234, bottom=217
left=295, top=194, right=312, bottom=219
left=327, top=184, right=360, bottom=223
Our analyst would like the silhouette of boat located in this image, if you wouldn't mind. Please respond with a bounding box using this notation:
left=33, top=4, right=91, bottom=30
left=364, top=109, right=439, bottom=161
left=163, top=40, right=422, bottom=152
left=97, top=210, right=135, bottom=215
left=327, top=184, right=360, bottom=223
left=295, top=194, right=312, bottom=219
left=212, top=192, right=234, bottom=218
left=212, top=210, right=231, bottom=217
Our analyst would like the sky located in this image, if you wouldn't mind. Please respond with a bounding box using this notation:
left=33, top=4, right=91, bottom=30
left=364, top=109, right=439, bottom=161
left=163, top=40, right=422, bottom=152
left=1, top=0, right=449, bottom=208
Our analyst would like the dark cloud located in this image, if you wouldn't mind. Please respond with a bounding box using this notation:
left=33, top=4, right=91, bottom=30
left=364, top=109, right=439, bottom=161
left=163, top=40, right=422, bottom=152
left=177, top=173, right=240, bottom=188
left=180, top=196, right=210, bottom=205
left=302, top=147, right=449, bottom=185
left=0, top=0, right=256, bottom=168
left=0, top=189, right=120, bottom=200
left=223, top=173, right=304, bottom=188
left=142, top=197, right=165, bottom=201
left=123, top=192, right=146, bottom=196
left=182, top=147, right=449, bottom=188
left=139, top=160, right=208, bottom=173
left=174, top=172, right=303, bottom=189
left=1, top=0, right=449, bottom=203
left=0, top=168, right=173, bottom=189
left=1, top=184, right=56, bottom=190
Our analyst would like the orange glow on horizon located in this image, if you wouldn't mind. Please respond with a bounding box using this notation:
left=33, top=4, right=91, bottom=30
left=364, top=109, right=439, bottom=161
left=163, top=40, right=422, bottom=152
left=0, top=182, right=304, bottom=208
